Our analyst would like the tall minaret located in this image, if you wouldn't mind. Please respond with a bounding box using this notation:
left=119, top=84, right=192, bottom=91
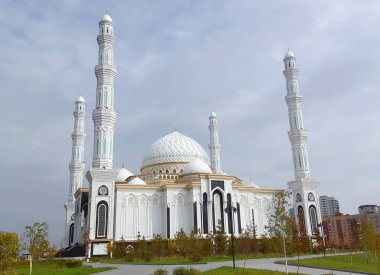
left=209, top=112, right=222, bottom=174
left=69, top=96, right=86, bottom=201
left=283, top=50, right=311, bottom=180
left=65, top=96, right=86, bottom=246
left=283, top=49, right=322, bottom=237
left=92, top=11, right=117, bottom=169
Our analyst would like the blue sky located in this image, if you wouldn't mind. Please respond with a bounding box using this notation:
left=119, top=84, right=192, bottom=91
left=1, top=0, right=380, bottom=245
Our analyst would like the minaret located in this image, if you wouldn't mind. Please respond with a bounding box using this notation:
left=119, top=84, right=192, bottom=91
left=92, top=11, right=117, bottom=169
left=65, top=96, right=86, bottom=246
left=68, top=96, right=86, bottom=201
left=208, top=112, right=222, bottom=174
left=283, top=50, right=311, bottom=180
left=283, top=49, right=322, bottom=237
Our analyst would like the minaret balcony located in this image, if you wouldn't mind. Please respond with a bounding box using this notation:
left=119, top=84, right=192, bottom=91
left=97, top=35, right=116, bottom=46
left=95, top=65, right=117, bottom=77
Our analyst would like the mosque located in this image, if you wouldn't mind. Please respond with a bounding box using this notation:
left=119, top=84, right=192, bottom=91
left=62, top=12, right=322, bottom=257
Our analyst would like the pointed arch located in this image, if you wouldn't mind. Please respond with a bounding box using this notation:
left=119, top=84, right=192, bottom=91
left=96, top=201, right=108, bottom=238
left=309, top=205, right=318, bottom=234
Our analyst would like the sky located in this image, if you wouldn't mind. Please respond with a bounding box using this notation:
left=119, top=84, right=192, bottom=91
left=1, top=0, right=380, bottom=245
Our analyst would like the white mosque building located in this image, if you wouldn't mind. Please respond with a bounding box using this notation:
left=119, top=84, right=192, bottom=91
left=63, top=12, right=322, bottom=257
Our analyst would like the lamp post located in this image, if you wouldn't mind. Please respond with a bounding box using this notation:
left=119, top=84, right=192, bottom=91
left=317, top=222, right=326, bottom=258
left=225, top=203, right=237, bottom=269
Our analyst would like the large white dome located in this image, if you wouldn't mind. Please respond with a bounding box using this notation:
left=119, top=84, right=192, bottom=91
left=141, top=131, right=209, bottom=168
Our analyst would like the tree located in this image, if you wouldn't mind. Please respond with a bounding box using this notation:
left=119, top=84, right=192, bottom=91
left=151, top=234, right=165, bottom=259
left=0, top=231, right=19, bottom=271
left=174, top=229, right=189, bottom=258
left=213, top=220, right=227, bottom=256
left=359, top=216, right=377, bottom=263
left=265, top=190, right=293, bottom=274
left=22, top=222, right=49, bottom=261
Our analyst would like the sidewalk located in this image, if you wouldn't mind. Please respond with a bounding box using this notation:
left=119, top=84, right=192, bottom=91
left=88, top=253, right=369, bottom=275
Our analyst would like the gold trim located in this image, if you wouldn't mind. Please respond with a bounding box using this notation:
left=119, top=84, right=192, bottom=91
left=115, top=182, right=201, bottom=190
left=235, top=186, right=283, bottom=193
left=74, top=188, right=89, bottom=198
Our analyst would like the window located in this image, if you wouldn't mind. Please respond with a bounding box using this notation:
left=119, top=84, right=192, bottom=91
left=96, top=201, right=108, bottom=238
left=173, top=169, right=176, bottom=173
left=298, top=206, right=306, bottom=235
left=166, top=170, right=169, bottom=173
left=69, top=223, right=74, bottom=245
left=203, top=193, right=208, bottom=234
left=309, top=205, right=318, bottom=234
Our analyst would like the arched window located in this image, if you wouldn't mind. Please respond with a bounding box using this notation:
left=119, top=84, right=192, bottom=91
left=173, top=169, right=176, bottom=173
left=203, top=193, right=208, bottom=234
left=166, top=170, right=169, bottom=173
left=297, top=206, right=306, bottom=235
left=227, top=194, right=232, bottom=234
left=309, top=205, right=318, bottom=234
left=69, top=223, right=74, bottom=245
left=212, top=190, right=224, bottom=232
left=96, top=201, right=108, bottom=238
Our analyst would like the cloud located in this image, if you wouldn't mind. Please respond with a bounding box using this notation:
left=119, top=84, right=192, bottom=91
left=1, top=0, right=380, bottom=245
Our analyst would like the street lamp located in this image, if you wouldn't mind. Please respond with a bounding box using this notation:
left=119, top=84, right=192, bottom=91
left=225, top=203, right=237, bottom=269
left=317, top=222, right=326, bottom=258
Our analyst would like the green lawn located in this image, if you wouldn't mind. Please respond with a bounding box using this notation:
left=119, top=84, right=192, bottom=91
left=287, top=253, right=380, bottom=274
left=14, top=264, right=114, bottom=275
left=201, top=266, right=302, bottom=275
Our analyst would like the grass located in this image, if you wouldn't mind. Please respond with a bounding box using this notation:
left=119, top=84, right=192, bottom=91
left=287, top=253, right=380, bottom=274
left=201, top=266, right=302, bottom=275
left=13, top=264, right=114, bottom=275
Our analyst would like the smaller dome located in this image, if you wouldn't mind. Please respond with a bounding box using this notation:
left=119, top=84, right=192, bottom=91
left=77, top=95, right=85, bottom=103
left=183, top=158, right=212, bottom=174
left=284, top=49, right=295, bottom=58
left=101, top=11, right=112, bottom=22
left=128, top=177, right=147, bottom=185
left=210, top=111, right=217, bottom=118
left=116, top=168, right=133, bottom=182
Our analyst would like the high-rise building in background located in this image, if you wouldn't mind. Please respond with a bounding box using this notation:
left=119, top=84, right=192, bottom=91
left=358, top=204, right=380, bottom=214
left=319, top=195, right=340, bottom=217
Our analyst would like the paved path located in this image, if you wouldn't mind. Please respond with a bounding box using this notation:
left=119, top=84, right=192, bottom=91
left=87, top=253, right=368, bottom=275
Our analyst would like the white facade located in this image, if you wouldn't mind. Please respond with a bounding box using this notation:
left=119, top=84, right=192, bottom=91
left=62, top=13, right=324, bottom=255
left=283, top=50, right=323, bottom=236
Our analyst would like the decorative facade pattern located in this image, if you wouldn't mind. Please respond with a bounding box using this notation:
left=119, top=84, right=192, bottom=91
left=92, top=11, right=117, bottom=169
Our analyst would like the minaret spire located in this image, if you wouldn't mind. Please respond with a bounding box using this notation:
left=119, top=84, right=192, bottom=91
left=283, top=49, right=322, bottom=237
left=208, top=111, right=222, bottom=174
left=283, top=49, right=311, bottom=180
left=92, top=11, right=116, bottom=169
left=68, top=96, right=86, bottom=201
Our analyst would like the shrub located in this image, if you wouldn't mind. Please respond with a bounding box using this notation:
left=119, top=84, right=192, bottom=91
left=172, top=267, right=200, bottom=275
left=0, top=232, right=19, bottom=272
left=90, top=257, right=101, bottom=262
left=125, top=252, right=135, bottom=262
left=188, top=252, right=202, bottom=262
left=65, top=260, right=83, bottom=268
left=153, top=267, right=168, bottom=275
left=56, top=260, right=67, bottom=268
